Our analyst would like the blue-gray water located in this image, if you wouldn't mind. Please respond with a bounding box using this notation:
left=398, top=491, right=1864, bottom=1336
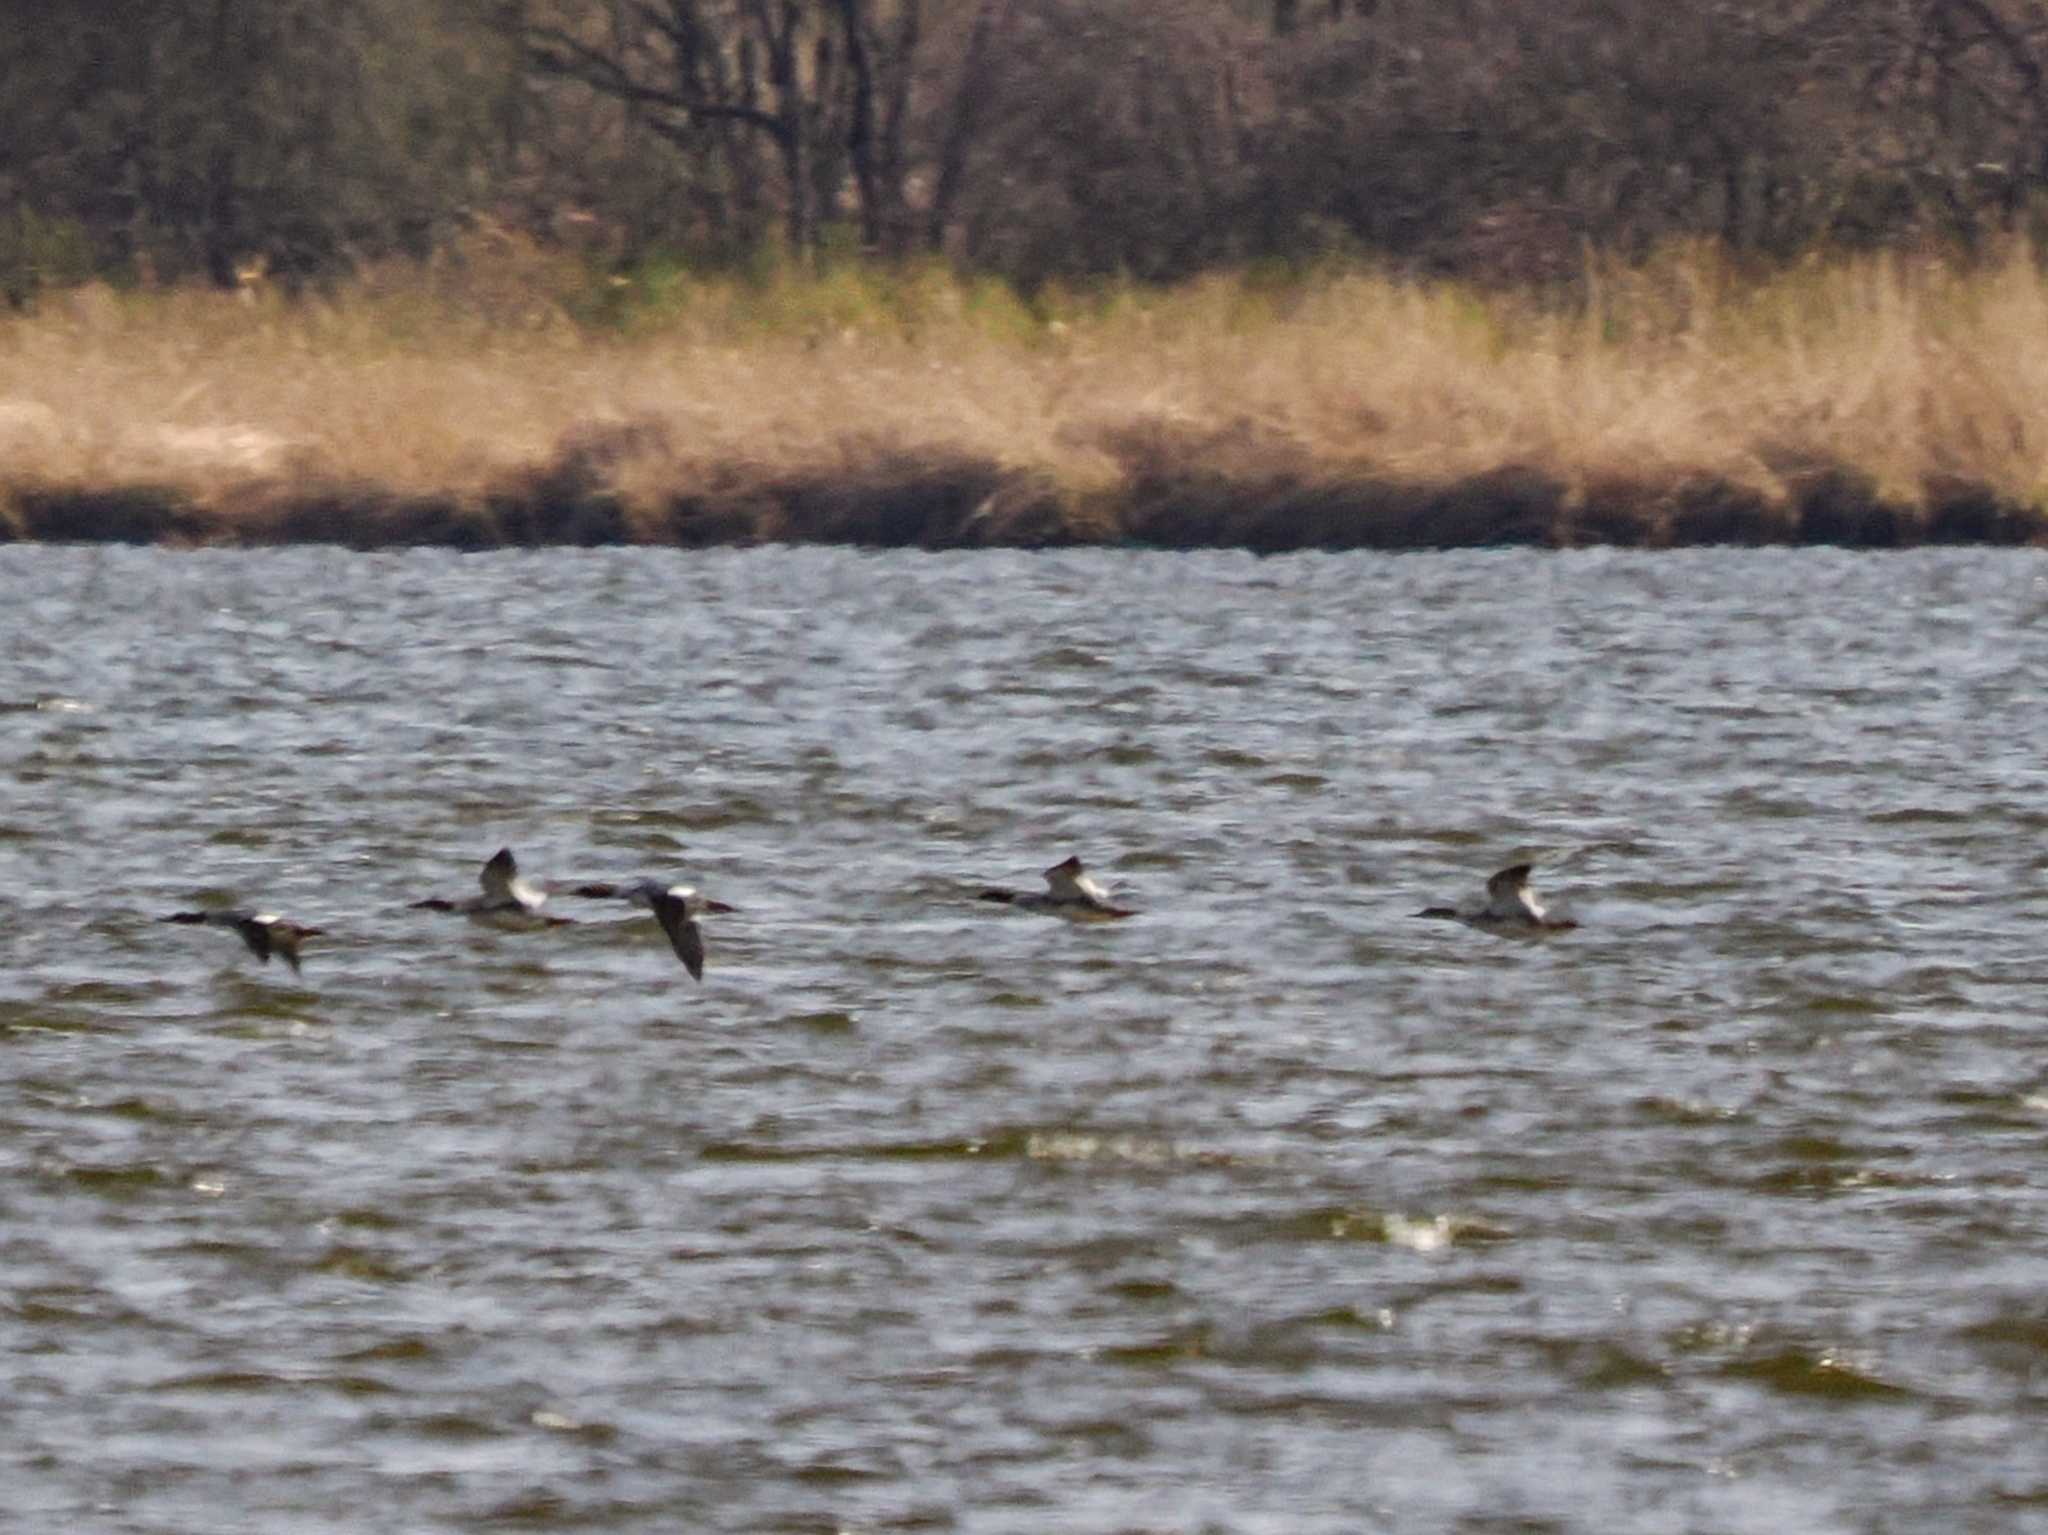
left=4, top=545, right=2047, bottom=1533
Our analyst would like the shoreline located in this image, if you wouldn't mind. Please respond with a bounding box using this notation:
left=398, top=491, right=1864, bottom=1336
left=12, top=248, right=2048, bottom=553
left=4, top=459, right=2041, bottom=552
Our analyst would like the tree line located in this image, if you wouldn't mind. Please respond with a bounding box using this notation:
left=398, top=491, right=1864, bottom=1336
left=4, top=0, right=2046, bottom=298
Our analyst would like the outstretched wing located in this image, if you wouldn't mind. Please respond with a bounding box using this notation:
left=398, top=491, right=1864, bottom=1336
left=233, top=916, right=275, bottom=965
left=651, top=890, right=706, bottom=981
left=1043, top=856, right=1104, bottom=899
left=1485, top=864, right=1534, bottom=903
left=479, top=848, right=519, bottom=901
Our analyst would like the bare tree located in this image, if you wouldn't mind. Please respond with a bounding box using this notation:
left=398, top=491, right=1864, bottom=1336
left=1785, top=0, right=2048, bottom=241
left=521, top=0, right=925, bottom=257
left=929, top=0, right=1261, bottom=282
left=0, top=0, right=511, bottom=288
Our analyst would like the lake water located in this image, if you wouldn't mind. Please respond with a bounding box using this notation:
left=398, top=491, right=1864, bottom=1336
left=3, top=544, right=2047, bottom=1533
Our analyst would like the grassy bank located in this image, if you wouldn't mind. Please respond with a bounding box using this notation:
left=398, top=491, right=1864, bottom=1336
left=4, top=242, right=2048, bottom=550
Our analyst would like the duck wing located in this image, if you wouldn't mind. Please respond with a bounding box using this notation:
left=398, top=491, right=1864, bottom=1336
left=1484, top=863, right=1534, bottom=904
left=1485, top=863, right=1534, bottom=899
left=649, top=889, right=706, bottom=981
left=1044, top=857, right=1111, bottom=902
left=232, top=914, right=276, bottom=965
left=478, top=848, right=520, bottom=902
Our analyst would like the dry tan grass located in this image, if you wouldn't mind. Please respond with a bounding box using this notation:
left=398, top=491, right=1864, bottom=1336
left=3, top=242, right=2046, bottom=547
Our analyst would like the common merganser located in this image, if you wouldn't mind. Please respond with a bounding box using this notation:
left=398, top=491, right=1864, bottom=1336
left=1415, top=862, right=1577, bottom=933
left=410, top=847, right=572, bottom=928
left=159, top=909, right=324, bottom=974
left=572, top=880, right=736, bottom=980
left=979, top=855, right=1136, bottom=922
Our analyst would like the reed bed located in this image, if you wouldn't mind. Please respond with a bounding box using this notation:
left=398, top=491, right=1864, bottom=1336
left=3, top=241, right=2046, bottom=549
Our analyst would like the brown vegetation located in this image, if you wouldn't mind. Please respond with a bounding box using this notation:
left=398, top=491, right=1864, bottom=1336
left=3, top=246, right=2047, bottom=551
left=6, top=4, right=2048, bottom=549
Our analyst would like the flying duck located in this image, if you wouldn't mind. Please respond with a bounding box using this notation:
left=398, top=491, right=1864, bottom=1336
left=159, top=909, right=325, bottom=974
left=979, top=855, right=1136, bottom=922
left=1415, top=862, right=1577, bottom=933
left=572, top=879, right=736, bottom=980
left=410, top=847, right=572, bottom=928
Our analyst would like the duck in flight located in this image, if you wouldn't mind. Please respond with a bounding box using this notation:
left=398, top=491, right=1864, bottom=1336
left=159, top=909, right=325, bottom=974
left=1415, top=862, right=1577, bottom=933
left=980, top=855, right=1136, bottom=922
left=571, top=879, right=736, bottom=980
left=410, top=847, right=571, bottom=928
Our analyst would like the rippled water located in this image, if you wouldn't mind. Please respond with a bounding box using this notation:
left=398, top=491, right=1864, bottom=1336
left=4, top=544, right=2048, bottom=1532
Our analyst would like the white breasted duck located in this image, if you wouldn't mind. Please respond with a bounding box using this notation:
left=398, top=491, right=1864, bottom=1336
left=1415, top=862, right=1577, bottom=933
left=980, top=855, right=1136, bottom=922
left=411, top=847, right=572, bottom=928
left=159, top=909, right=325, bottom=974
left=572, top=879, right=737, bottom=980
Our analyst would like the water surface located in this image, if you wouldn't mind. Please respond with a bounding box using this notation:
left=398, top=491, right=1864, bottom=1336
left=4, top=545, right=2047, bottom=1532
